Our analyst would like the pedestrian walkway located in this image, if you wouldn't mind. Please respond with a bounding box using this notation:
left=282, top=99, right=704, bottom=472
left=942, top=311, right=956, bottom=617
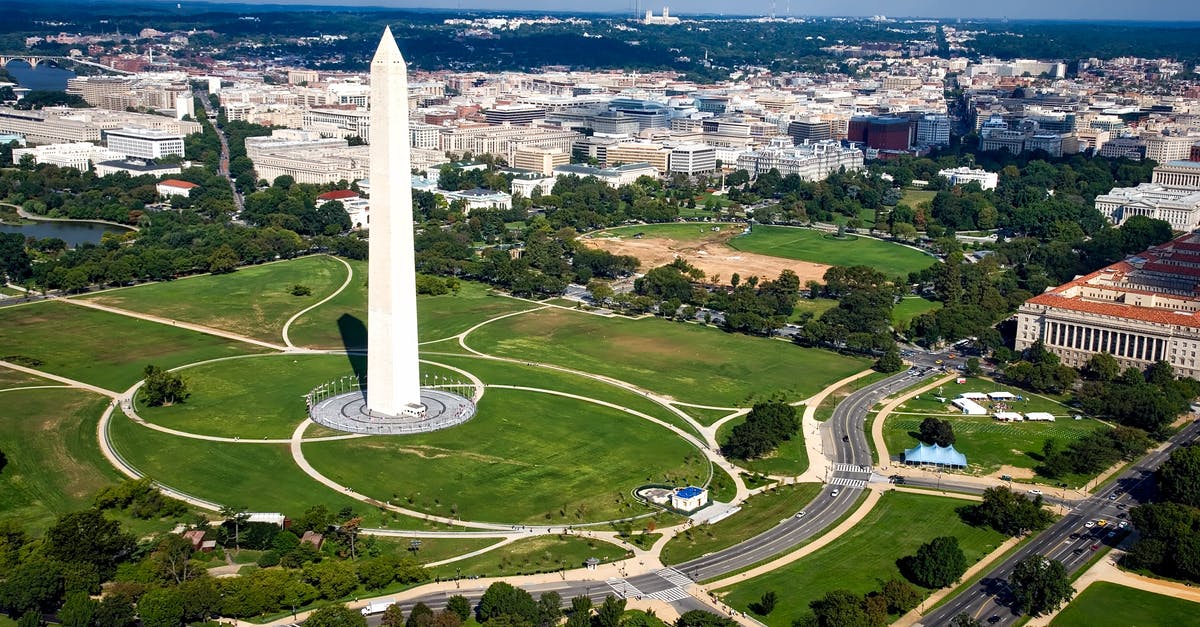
left=829, top=476, right=868, bottom=488
left=833, top=462, right=873, bottom=474
left=656, top=567, right=694, bottom=587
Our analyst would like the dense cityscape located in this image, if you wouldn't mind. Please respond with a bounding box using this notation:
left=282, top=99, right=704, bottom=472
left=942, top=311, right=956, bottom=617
left=2, top=2, right=1200, bottom=627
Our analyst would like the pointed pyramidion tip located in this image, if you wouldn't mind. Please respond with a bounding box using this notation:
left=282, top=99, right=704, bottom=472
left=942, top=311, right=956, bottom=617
left=373, top=26, right=404, bottom=65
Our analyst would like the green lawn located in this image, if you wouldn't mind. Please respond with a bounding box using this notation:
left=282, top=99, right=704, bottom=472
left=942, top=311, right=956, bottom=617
left=789, top=298, right=840, bottom=322
left=371, top=536, right=502, bottom=565
left=1051, top=581, right=1200, bottom=626
left=883, top=413, right=1107, bottom=481
left=107, top=411, right=435, bottom=529
left=287, top=260, right=538, bottom=349
left=465, top=307, right=870, bottom=407
left=80, top=255, right=347, bottom=343
left=0, top=388, right=123, bottom=533
left=728, top=226, right=934, bottom=278
left=432, top=535, right=628, bottom=578
left=302, top=388, right=706, bottom=524
left=0, top=300, right=267, bottom=392
left=679, top=406, right=737, bottom=426
left=661, top=483, right=821, bottom=565
left=900, top=188, right=937, bottom=209
left=717, top=492, right=1007, bottom=626
left=717, top=410, right=809, bottom=476
left=893, top=297, right=942, bottom=328
left=895, top=379, right=1075, bottom=418
left=590, top=222, right=742, bottom=243
left=0, top=365, right=56, bottom=390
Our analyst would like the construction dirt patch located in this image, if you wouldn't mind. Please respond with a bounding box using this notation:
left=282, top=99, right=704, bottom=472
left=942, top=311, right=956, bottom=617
left=584, top=234, right=831, bottom=284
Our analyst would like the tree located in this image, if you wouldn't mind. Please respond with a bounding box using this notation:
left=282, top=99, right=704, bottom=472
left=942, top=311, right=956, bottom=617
left=901, top=536, right=968, bottom=588
left=381, top=603, right=406, bottom=627
left=674, top=610, right=737, bottom=627
left=94, top=591, right=137, bottom=627
left=303, top=561, right=359, bottom=600
left=961, top=487, right=1054, bottom=536
left=880, top=579, right=921, bottom=614
left=918, top=418, right=955, bottom=447
left=875, top=346, right=904, bottom=373
left=965, top=357, right=982, bottom=377
left=593, top=595, right=625, bottom=627
left=305, top=604, right=368, bottom=627
left=722, top=401, right=799, bottom=460
left=207, top=244, right=240, bottom=274
left=1083, top=352, right=1120, bottom=381
left=446, top=595, right=472, bottom=622
left=0, top=559, right=62, bottom=615
left=152, top=534, right=199, bottom=584
left=138, top=587, right=186, bottom=627
left=950, top=614, right=982, bottom=627
left=1009, top=555, right=1074, bottom=616
left=142, top=365, right=190, bottom=407
left=808, top=590, right=875, bottom=627
left=749, top=590, right=778, bottom=616
left=478, top=582, right=537, bottom=624
left=536, top=591, right=562, bottom=627
left=58, top=591, right=97, bottom=627
left=219, top=505, right=249, bottom=550
left=1158, top=446, right=1200, bottom=508
left=407, top=602, right=435, bottom=627
left=587, top=279, right=614, bottom=304
left=43, top=510, right=133, bottom=578
left=565, top=596, right=592, bottom=627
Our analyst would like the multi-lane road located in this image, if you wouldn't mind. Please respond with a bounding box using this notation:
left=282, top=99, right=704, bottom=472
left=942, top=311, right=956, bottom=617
left=921, top=418, right=1200, bottom=625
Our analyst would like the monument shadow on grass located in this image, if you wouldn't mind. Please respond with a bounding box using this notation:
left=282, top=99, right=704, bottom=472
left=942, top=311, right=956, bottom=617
left=338, top=313, right=367, bottom=400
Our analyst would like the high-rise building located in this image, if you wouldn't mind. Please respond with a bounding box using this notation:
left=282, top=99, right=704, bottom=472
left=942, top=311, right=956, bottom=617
left=786, top=119, right=831, bottom=144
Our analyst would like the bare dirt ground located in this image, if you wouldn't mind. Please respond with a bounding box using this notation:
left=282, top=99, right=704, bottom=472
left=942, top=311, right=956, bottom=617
left=585, top=233, right=830, bottom=284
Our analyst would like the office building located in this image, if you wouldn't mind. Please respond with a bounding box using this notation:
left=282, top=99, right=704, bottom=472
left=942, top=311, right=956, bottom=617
left=668, top=143, right=717, bottom=175
left=1095, top=183, right=1200, bottom=231
left=736, top=138, right=864, bottom=181
left=512, top=146, right=569, bottom=175
left=786, top=119, right=831, bottom=145
left=103, top=127, right=185, bottom=160
left=484, top=104, right=546, bottom=126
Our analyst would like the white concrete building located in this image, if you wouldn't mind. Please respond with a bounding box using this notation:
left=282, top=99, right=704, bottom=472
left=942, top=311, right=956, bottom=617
left=1095, top=183, right=1200, bottom=231
left=668, top=142, right=717, bottom=175
left=938, top=167, right=999, bottom=190
left=12, top=142, right=123, bottom=170
left=736, top=138, right=864, bottom=181
left=104, top=127, right=185, bottom=160
left=156, top=179, right=199, bottom=197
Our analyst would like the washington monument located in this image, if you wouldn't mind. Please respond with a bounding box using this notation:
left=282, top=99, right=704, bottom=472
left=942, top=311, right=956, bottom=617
left=367, top=27, right=424, bottom=418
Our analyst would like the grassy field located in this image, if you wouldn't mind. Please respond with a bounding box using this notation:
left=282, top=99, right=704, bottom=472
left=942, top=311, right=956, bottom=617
left=0, top=365, right=56, bottom=389
left=717, top=492, right=1007, bottom=626
left=883, top=414, right=1107, bottom=480
left=679, top=406, right=737, bottom=426
left=1051, top=581, right=1200, bottom=626
left=895, top=379, right=1075, bottom=417
left=0, top=388, right=123, bottom=533
left=80, top=256, right=346, bottom=343
left=302, top=388, right=706, bottom=524
left=893, top=297, right=942, bottom=328
left=789, top=298, right=839, bottom=322
left=287, top=260, right=537, bottom=349
left=728, top=226, right=934, bottom=278
left=107, top=411, right=437, bottom=529
left=371, top=536, right=502, bottom=565
left=138, top=354, right=360, bottom=439
left=661, top=483, right=821, bottom=565
left=432, top=535, right=628, bottom=578
left=465, top=307, right=870, bottom=407
left=0, top=301, right=267, bottom=392
left=717, top=410, right=809, bottom=476
left=590, top=223, right=741, bottom=243
left=900, top=188, right=937, bottom=209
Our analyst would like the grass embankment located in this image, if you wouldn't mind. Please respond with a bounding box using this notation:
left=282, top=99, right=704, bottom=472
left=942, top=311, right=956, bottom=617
left=1050, top=581, right=1200, bottom=626
left=661, top=483, right=822, bottom=565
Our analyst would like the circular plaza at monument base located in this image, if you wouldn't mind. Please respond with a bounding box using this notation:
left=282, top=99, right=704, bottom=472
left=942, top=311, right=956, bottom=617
left=309, top=385, right=478, bottom=435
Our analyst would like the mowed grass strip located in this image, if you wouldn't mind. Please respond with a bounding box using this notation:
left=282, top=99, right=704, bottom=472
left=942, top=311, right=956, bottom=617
left=716, top=411, right=809, bottom=476
left=0, top=365, right=56, bottom=390
left=466, top=308, right=870, bottom=407
left=0, top=388, right=123, bottom=533
left=661, top=483, right=821, bottom=565
left=727, top=226, right=934, bottom=277
left=288, top=260, right=539, bottom=349
left=1050, top=581, right=1200, bottom=626
left=303, top=388, right=706, bottom=524
left=883, top=414, right=1107, bottom=479
left=433, top=536, right=628, bottom=578
left=80, top=255, right=347, bottom=343
left=0, top=300, right=269, bottom=392
left=717, top=491, right=1007, bottom=626
left=107, top=411, right=432, bottom=529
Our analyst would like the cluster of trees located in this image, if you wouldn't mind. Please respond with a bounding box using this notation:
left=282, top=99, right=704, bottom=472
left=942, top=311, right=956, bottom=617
left=1001, top=341, right=1078, bottom=394
left=917, top=418, right=955, bottom=448
left=721, top=401, right=799, bottom=460
left=899, top=536, right=967, bottom=589
left=536, top=176, right=681, bottom=231
left=959, top=487, right=1054, bottom=537
left=241, top=179, right=353, bottom=237
left=141, top=365, right=190, bottom=407
left=794, top=265, right=898, bottom=355
left=93, top=479, right=188, bottom=521
left=1076, top=357, right=1200, bottom=438
left=1008, top=554, right=1074, bottom=617
left=1038, top=427, right=1152, bottom=479
left=415, top=274, right=462, bottom=296
left=792, top=579, right=923, bottom=627
left=726, top=168, right=896, bottom=227
left=1122, top=446, right=1200, bottom=582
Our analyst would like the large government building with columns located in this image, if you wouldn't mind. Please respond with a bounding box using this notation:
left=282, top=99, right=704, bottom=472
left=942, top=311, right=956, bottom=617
left=1015, top=231, right=1200, bottom=380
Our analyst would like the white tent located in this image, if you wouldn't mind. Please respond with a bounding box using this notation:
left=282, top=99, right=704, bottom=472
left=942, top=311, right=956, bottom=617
left=987, top=391, right=1017, bottom=400
left=994, top=411, right=1023, bottom=422
left=1026, top=412, right=1056, bottom=422
left=952, top=398, right=987, bottom=415
left=959, top=392, right=988, bottom=400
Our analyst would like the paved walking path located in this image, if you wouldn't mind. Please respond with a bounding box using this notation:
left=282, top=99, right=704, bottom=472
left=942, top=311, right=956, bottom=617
left=0, top=359, right=119, bottom=398
left=281, top=255, right=353, bottom=348
left=870, top=374, right=955, bottom=472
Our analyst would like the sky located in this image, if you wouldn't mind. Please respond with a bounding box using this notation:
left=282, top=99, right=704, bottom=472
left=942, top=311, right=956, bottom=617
left=213, top=0, right=1200, bottom=21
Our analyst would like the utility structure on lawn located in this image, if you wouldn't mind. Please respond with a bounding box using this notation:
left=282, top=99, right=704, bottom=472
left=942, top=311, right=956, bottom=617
left=307, top=28, right=478, bottom=434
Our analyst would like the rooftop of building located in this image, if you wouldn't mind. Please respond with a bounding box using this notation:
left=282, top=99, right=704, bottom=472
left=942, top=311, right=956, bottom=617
left=159, top=179, right=198, bottom=189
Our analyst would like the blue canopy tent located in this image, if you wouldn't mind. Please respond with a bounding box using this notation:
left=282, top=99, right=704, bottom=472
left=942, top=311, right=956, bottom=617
left=903, top=443, right=967, bottom=468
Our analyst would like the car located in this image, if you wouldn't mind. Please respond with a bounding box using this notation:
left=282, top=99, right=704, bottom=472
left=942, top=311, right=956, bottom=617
left=987, top=617, right=1001, bottom=624
left=1119, top=521, right=1129, bottom=529
left=1084, top=521, right=1096, bottom=528
left=1118, top=512, right=1127, bottom=519
left=1028, top=489, right=1043, bottom=496
left=935, top=359, right=944, bottom=365
left=1069, top=533, right=1081, bottom=539
left=830, top=489, right=840, bottom=497
left=1097, top=519, right=1108, bottom=527
left=841, top=435, right=850, bottom=442
left=794, top=511, right=807, bottom=519
left=1072, top=548, right=1085, bottom=554
left=1091, top=544, right=1100, bottom=551
left=1107, top=531, right=1117, bottom=538
left=947, top=353, right=957, bottom=359
left=1108, top=494, right=1118, bottom=500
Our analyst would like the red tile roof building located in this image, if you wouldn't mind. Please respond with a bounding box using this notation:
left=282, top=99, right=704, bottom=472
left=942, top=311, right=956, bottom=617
left=1016, top=231, right=1200, bottom=378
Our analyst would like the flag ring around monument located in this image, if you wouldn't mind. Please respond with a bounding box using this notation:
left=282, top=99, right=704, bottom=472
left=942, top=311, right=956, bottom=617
left=308, top=382, right=478, bottom=435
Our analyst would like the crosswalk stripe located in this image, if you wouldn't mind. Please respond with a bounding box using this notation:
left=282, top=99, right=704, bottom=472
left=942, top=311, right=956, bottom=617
left=647, top=587, right=691, bottom=602
left=655, top=568, right=694, bottom=587
left=830, top=477, right=868, bottom=488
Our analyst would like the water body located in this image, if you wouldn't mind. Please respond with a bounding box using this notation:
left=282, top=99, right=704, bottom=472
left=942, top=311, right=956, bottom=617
left=0, top=220, right=131, bottom=247
left=4, top=59, right=76, bottom=92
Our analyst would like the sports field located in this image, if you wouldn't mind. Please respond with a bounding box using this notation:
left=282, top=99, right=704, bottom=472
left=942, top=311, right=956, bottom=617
left=302, top=387, right=706, bottom=524
left=661, top=483, right=821, bottom=565
left=79, top=255, right=346, bottom=343
left=287, top=259, right=537, bottom=349
left=727, top=226, right=935, bottom=277
left=465, top=307, right=870, bottom=406
left=1051, top=581, right=1200, bottom=626
left=0, top=388, right=121, bottom=533
left=0, top=301, right=267, bottom=392
left=717, top=492, right=1006, bottom=625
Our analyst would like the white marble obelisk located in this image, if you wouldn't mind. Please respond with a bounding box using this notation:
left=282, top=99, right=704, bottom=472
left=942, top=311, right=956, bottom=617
left=367, top=27, right=424, bottom=417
